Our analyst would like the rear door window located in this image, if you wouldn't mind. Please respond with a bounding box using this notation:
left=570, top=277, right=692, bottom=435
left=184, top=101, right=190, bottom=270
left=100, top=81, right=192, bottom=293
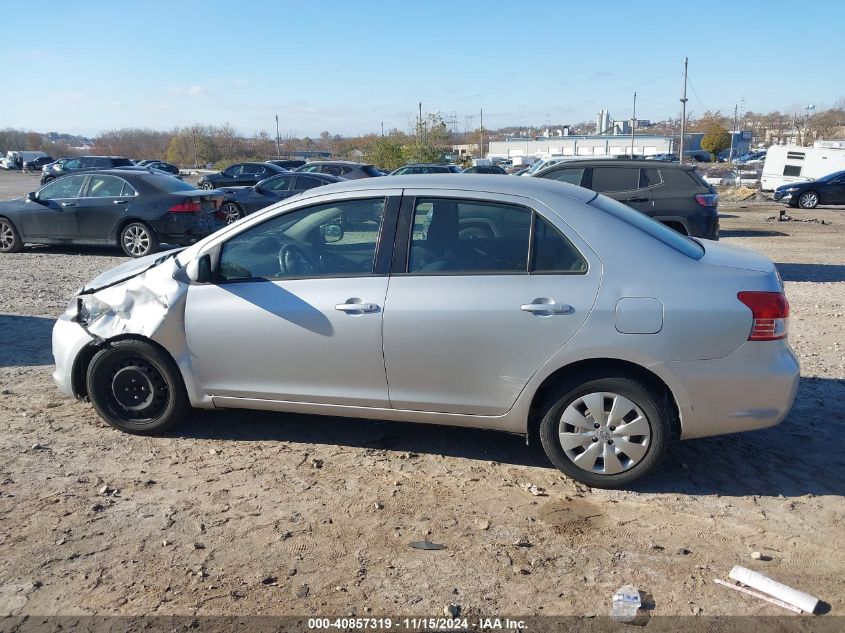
left=590, top=167, right=641, bottom=192
left=543, top=167, right=585, bottom=186
left=86, top=175, right=127, bottom=197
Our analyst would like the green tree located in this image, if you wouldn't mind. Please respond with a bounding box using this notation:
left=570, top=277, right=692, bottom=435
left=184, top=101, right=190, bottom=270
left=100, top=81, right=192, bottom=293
left=700, top=124, right=731, bottom=161
left=364, top=137, right=405, bottom=171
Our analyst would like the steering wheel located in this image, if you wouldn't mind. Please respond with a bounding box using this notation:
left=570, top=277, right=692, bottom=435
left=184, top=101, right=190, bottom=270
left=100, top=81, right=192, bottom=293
left=278, top=243, right=316, bottom=276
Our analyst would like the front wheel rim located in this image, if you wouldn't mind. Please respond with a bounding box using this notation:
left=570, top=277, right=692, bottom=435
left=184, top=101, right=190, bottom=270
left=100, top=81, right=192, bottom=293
left=109, top=358, right=168, bottom=420
left=801, top=193, right=817, bottom=207
left=0, top=222, right=14, bottom=249
left=123, top=226, right=150, bottom=256
left=558, top=392, right=651, bottom=475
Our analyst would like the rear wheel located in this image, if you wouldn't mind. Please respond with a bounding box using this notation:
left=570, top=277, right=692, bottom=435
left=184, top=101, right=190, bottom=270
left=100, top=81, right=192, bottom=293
left=220, top=202, right=243, bottom=224
left=0, top=217, right=23, bottom=253
left=120, top=222, right=159, bottom=258
left=86, top=339, right=189, bottom=435
left=538, top=372, right=671, bottom=488
left=798, top=191, right=819, bottom=209
left=200, top=181, right=215, bottom=190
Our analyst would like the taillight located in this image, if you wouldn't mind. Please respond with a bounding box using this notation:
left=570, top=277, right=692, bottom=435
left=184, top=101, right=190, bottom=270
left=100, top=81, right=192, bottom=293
left=737, top=291, right=789, bottom=341
left=168, top=201, right=201, bottom=213
left=695, top=193, right=718, bottom=207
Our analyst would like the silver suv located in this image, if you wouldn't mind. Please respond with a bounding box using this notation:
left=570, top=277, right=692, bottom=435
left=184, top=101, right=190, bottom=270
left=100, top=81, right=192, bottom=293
left=52, top=175, right=798, bottom=488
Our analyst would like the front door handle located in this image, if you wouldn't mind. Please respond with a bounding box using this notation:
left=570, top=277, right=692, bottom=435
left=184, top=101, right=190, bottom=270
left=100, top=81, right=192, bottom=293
left=113, top=199, right=128, bottom=205
left=335, top=299, right=379, bottom=314
left=624, top=196, right=648, bottom=203
left=521, top=300, right=572, bottom=315
left=60, top=202, right=77, bottom=207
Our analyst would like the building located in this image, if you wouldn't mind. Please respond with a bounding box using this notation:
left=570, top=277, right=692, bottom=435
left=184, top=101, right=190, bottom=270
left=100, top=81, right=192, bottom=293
left=487, top=135, right=675, bottom=159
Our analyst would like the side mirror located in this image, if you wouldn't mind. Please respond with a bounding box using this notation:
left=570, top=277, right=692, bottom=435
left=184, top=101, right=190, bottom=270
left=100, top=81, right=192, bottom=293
left=186, top=253, right=212, bottom=283
left=26, top=191, right=38, bottom=203
left=320, top=223, right=343, bottom=243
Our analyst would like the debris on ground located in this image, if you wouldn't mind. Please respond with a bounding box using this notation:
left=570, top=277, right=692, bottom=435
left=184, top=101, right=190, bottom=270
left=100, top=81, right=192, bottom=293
left=443, top=604, right=461, bottom=617
left=521, top=483, right=547, bottom=496
left=408, top=540, right=446, bottom=551
left=727, top=566, right=820, bottom=614
left=610, top=584, right=649, bottom=625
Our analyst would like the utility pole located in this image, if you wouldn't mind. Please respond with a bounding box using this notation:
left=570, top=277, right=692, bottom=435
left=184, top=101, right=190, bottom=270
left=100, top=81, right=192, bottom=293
left=418, top=102, right=423, bottom=143
left=630, top=91, right=637, bottom=156
left=679, top=57, right=688, bottom=164
left=479, top=107, right=484, bottom=158
left=729, top=103, right=738, bottom=162
left=275, top=114, right=281, bottom=158
left=380, top=121, right=384, bottom=137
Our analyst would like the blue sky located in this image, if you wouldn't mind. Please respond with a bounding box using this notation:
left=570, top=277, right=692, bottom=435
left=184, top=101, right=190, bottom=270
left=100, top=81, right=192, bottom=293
left=3, top=0, right=843, bottom=137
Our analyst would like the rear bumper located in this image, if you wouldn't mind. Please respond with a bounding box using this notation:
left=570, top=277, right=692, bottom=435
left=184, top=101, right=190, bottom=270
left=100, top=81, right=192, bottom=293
left=151, top=213, right=224, bottom=246
left=655, top=340, right=800, bottom=440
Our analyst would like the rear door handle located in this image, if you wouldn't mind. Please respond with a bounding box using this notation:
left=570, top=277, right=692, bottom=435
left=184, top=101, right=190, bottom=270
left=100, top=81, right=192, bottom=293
left=60, top=202, right=77, bottom=207
left=521, top=301, right=572, bottom=315
left=624, top=197, right=648, bottom=203
left=335, top=299, right=379, bottom=313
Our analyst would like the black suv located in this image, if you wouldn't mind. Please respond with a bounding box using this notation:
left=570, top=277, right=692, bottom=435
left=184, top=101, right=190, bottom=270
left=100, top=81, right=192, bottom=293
left=41, top=156, right=134, bottom=184
left=534, top=159, right=719, bottom=239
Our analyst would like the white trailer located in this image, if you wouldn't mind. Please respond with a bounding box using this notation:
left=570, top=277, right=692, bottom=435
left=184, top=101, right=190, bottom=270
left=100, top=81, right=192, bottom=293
left=2, top=150, right=48, bottom=170
left=761, top=141, right=845, bottom=191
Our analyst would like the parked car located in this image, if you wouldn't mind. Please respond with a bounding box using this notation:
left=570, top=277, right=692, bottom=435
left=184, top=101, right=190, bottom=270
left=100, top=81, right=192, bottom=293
left=197, top=162, right=288, bottom=190
left=23, top=156, right=54, bottom=171
left=40, top=156, right=134, bottom=184
left=135, top=160, right=180, bottom=175
left=773, top=169, right=845, bottom=209
left=533, top=159, right=719, bottom=239
left=735, top=151, right=767, bottom=165
left=42, top=158, right=70, bottom=173
left=388, top=163, right=461, bottom=175
left=702, top=170, right=759, bottom=188
left=218, top=172, right=344, bottom=223
left=462, top=165, right=508, bottom=175
left=295, top=161, right=385, bottom=179
left=2, top=150, right=48, bottom=170
left=266, top=159, right=307, bottom=170
left=649, top=153, right=678, bottom=162
left=50, top=175, right=797, bottom=488
left=0, top=170, right=225, bottom=258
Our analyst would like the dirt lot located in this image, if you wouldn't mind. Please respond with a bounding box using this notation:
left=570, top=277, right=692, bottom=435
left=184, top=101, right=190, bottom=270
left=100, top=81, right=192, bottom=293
left=0, top=169, right=843, bottom=620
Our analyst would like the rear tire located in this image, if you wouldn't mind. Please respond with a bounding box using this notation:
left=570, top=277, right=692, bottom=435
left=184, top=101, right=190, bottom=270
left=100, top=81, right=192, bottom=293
left=0, top=217, right=23, bottom=253
left=120, top=221, right=159, bottom=258
left=798, top=191, right=819, bottom=209
left=86, top=339, right=189, bottom=435
left=537, top=372, right=671, bottom=488
left=220, top=202, right=243, bottom=224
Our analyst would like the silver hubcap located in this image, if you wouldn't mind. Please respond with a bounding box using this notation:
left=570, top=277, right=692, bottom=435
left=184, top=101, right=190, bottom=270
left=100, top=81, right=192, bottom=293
left=800, top=193, right=817, bottom=207
left=558, top=392, right=651, bottom=475
left=222, top=204, right=241, bottom=224
left=123, top=226, right=150, bottom=256
left=0, top=222, right=13, bottom=249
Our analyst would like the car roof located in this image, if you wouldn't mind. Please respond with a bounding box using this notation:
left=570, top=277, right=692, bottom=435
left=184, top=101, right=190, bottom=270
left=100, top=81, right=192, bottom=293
left=304, top=160, right=371, bottom=166
left=295, top=173, right=598, bottom=204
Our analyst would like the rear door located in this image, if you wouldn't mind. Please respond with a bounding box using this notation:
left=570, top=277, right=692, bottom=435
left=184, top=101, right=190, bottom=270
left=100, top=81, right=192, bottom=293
left=382, top=191, right=600, bottom=415
left=587, top=166, right=652, bottom=215
left=76, top=174, right=136, bottom=242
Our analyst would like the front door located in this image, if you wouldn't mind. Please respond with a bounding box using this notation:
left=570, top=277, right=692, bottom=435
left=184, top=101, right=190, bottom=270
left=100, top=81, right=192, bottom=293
left=19, top=174, right=88, bottom=240
left=382, top=193, right=600, bottom=415
left=184, top=194, right=398, bottom=406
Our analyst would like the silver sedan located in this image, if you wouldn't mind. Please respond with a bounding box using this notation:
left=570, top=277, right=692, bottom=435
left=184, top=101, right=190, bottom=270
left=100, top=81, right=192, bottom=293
left=52, top=175, right=799, bottom=488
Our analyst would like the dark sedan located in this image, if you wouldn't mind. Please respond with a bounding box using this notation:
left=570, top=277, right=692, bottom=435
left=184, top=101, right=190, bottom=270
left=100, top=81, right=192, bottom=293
left=266, top=159, right=306, bottom=170
left=23, top=156, right=54, bottom=171
left=218, top=172, right=344, bottom=223
left=0, top=170, right=226, bottom=258
left=40, top=156, right=134, bottom=184
left=462, top=165, right=508, bottom=175
left=197, top=162, right=288, bottom=190
left=773, top=170, right=845, bottom=209
left=135, top=160, right=180, bottom=175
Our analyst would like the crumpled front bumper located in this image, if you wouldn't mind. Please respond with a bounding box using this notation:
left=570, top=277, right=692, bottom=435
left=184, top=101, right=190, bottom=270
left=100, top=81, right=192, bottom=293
left=52, top=313, right=95, bottom=398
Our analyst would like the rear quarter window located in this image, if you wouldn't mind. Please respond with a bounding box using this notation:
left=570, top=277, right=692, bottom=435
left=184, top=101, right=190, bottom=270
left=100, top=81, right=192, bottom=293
left=661, top=168, right=708, bottom=190
left=590, top=194, right=704, bottom=260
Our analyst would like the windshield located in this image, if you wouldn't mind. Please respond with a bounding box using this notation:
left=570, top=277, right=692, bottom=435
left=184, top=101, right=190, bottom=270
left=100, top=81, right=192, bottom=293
left=589, top=194, right=705, bottom=260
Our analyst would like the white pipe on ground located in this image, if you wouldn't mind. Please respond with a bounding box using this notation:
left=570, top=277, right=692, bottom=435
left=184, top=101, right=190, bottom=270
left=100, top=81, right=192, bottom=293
left=729, top=566, right=819, bottom=614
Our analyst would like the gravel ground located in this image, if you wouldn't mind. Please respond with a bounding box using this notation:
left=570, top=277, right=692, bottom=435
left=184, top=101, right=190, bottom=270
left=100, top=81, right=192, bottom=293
left=0, top=169, right=843, bottom=619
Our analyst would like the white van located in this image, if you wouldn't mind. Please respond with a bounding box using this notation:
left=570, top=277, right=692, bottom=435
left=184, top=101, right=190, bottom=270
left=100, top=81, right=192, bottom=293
left=2, top=151, right=48, bottom=170
left=761, top=142, right=845, bottom=191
